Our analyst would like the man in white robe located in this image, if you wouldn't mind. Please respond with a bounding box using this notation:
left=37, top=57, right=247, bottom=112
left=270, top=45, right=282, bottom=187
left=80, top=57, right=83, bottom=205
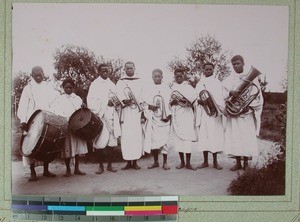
left=87, top=64, right=121, bottom=174
left=195, top=63, right=225, bottom=170
left=17, top=66, right=58, bottom=181
left=223, top=55, right=264, bottom=171
left=143, top=69, right=171, bottom=170
left=52, top=78, right=88, bottom=177
left=116, top=61, right=143, bottom=170
left=169, top=68, right=198, bottom=170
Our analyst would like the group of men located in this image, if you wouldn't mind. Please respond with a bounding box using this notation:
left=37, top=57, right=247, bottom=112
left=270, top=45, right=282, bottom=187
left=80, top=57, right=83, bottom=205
left=17, top=55, right=264, bottom=181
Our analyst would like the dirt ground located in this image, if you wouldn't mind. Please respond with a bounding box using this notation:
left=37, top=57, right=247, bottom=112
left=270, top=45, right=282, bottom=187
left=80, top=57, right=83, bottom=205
left=12, top=139, right=274, bottom=196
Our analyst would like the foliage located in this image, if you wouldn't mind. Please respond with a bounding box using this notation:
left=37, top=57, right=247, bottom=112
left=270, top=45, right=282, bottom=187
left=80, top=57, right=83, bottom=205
left=168, top=34, right=231, bottom=86
left=228, top=102, right=286, bottom=195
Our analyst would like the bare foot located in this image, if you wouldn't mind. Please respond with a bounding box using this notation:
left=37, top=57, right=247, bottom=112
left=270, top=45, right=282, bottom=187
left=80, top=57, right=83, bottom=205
left=213, top=164, right=223, bottom=170
left=163, top=163, right=170, bottom=170
left=43, top=171, right=56, bottom=177
left=95, top=167, right=104, bottom=175
left=175, top=163, right=185, bottom=169
left=63, top=170, right=71, bottom=177
left=74, top=170, right=86, bottom=175
left=148, top=162, right=159, bottom=169
left=121, top=163, right=132, bottom=170
left=132, top=164, right=141, bottom=170
left=28, top=172, right=37, bottom=182
left=197, top=163, right=209, bottom=169
left=230, top=164, right=242, bottom=171
left=107, top=165, right=118, bottom=172
left=185, top=164, right=197, bottom=171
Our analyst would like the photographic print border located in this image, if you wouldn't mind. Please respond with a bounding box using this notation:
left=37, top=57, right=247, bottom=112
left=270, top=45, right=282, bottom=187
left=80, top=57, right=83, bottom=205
left=1, top=0, right=300, bottom=221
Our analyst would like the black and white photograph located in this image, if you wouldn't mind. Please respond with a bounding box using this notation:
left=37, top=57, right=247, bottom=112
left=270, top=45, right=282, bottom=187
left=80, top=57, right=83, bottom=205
left=12, top=3, right=288, bottom=196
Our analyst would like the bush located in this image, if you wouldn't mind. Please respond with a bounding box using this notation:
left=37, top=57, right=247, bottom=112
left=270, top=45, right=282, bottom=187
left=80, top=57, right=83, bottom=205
left=228, top=102, right=286, bottom=195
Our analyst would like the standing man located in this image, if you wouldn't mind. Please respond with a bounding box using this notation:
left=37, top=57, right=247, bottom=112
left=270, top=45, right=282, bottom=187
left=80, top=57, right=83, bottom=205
left=223, top=55, right=264, bottom=171
left=169, top=68, right=198, bottom=170
left=17, top=66, right=58, bottom=181
left=195, top=63, right=225, bottom=170
left=117, top=61, right=143, bottom=170
left=87, top=64, right=121, bottom=174
left=143, top=69, right=171, bottom=170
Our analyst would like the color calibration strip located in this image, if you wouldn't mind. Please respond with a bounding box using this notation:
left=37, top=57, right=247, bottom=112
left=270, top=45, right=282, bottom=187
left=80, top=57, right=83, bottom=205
left=11, top=196, right=178, bottom=221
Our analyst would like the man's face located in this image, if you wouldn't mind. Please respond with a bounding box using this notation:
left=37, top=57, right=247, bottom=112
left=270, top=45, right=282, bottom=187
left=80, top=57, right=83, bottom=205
left=124, top=63, right=135, bottom=77
left=152, top=72, right=163, bottom=85
left=204, top=65, right=214, bottom=77
left=99, top=66, right=109, bottom=79
left=63, top=83, right=74, bottom=95
left=31, top=69, right=44, bottom=84
left=232, top=59, right=244, bottom=74
left=174, top=71, right=185, bottom=84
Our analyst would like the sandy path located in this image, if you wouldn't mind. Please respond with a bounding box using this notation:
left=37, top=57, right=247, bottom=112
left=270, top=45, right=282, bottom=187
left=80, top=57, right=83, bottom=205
left=12, top=139, right=274, bottom=196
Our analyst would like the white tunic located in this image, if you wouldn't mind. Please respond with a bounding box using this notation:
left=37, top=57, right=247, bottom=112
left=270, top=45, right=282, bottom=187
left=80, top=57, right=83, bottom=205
left=17, top=79, right=58, bottom=165
left=170, top=81, right=197, bottom=153
left=222, top=70, right=264, bottom=157
left=142, top=83, right=171, bottom=154
left=87, top=77, right=121, bottom=149
left=195, top=76, right=225, bottom=153
left=52, top=93, right=88, bottom=157
left=116, top=77, right=143, bottom=160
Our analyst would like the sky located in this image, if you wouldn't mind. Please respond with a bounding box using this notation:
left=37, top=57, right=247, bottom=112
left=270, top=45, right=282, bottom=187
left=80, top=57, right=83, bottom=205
left=12, top=3, right=289, bottom=92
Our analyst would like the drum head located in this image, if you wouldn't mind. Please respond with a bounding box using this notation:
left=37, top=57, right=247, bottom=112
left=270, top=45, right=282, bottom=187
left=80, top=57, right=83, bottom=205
left=21, top=110, right=44, bottom=156
left=69, top=108, right=92, bottom=131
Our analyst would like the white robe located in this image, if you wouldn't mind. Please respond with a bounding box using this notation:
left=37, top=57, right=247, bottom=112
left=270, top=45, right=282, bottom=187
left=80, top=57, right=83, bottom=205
left=17, top=79, right=58, bottom=165
left=87, top=77, right=121, bottom=149
left=170, top=81, right=197, bottom=153
left=222, top=69, right=264, bottom=157
left=52, top=93, right=88, bottom=157
left=142, top=83, right=171, bottom=154
left=195, top=76, right=225, bottom=153
left=116, top=77, right=143, bottom=160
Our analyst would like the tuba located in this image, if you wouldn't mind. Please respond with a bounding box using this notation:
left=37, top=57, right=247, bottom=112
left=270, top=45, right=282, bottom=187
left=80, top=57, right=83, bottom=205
left=225, top=66, right=261, bottom=116
left=123, top=84, right=144, bottom=112
left=153, top=95, right=168, bottom=120
left=199, top=89, right=219, bottom=117
left=170, top=90, right=191, bottom=107
left=108, top=90, right=123, bottom=109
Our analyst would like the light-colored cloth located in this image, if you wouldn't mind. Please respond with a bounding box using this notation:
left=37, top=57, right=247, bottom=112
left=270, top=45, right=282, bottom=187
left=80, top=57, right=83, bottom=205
left=116, top=77, right=143, bottom=160
left=17, top=79, right=58, bottom=166
left=87, top=77, right=121, bottom=149
left=52, top=93, right=88, bottom=158
left=170, top=81, right=197, bottom=153
left=142, top=83, right=171, bottom=154
left=195, top=76, right=225, bottom=153
left=222, top=69, right=264, bottom=157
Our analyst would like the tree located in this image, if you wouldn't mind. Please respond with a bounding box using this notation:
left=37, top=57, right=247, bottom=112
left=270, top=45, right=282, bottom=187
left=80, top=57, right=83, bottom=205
left=168, top=34, right=232, bottom=86
left=53, top=44, right=99, bottom=98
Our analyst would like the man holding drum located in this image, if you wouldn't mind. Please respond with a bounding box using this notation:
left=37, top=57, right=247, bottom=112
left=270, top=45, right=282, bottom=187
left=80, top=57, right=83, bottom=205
left=17, top=66, right=58, bottom=181
left=87, top=63, right=121, bottom=174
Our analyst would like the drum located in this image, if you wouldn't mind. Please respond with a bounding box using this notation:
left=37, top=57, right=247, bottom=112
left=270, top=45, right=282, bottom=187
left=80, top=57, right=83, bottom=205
left=68, top=107, right=103, bottom=140
left=20, top=110, right=68, bottom=162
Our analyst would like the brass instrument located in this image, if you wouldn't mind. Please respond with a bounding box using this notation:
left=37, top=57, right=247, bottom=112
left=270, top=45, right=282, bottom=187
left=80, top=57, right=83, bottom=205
left=199, top=89, right=219, bottom=117
left=108, top=90, right=123, bottom=109
left=170, top=90, right=191, bottom=107
left=103, top=117, right=114, bottom=134
left=153, top=95, right=168, bottom=120
left=225, top=66, right=261, bottom=116
left=123, top=84, right=144, bottom=112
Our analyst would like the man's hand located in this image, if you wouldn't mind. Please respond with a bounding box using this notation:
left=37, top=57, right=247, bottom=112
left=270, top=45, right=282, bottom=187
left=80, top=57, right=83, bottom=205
left=229, top=90, right=240, bottom=97
left=198, top=99, right=206, bottom=106
left=148, top=105, right=158, bottom=112
left=161, top=115, right=171, bottom=123
left=170, top=100, right=178, bottom=106
left=108, top=100, right=114, bottom=107
left=122, top=99, right=132, bottom=107
left=20, top=122, right=28, bottom=132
